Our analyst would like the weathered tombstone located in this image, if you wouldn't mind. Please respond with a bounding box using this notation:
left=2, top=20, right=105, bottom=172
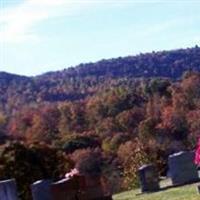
left=31, top=180, right=52, bottom=200
left=51, top=177, right=80, bottom=200
left=138, top=164, right=160, bottom=193
left=0, top=179, right=18, bottom=200
left=168, top=151, right=199, bottom=185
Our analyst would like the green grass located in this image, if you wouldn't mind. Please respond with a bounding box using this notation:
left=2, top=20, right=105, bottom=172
left=113, top=179, right=200, bottom=200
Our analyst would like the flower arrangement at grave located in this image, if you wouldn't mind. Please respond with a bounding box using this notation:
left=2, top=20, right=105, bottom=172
left=195, top=138, right=200, bottom=166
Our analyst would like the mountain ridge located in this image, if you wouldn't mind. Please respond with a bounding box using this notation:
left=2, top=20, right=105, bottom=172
left=1, top=46, right=199, bottom=79
left=0, top=46, right=200, bottom=114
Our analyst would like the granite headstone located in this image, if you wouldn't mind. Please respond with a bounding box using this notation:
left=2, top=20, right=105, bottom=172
left=0, top=179, right=18, bottom=200
left=168, top=151, right=199, bottom=185
left=51, top=177, right=80, bottom=200
left=138, top=164, right=160, bottom=193
left=31, top=180, right=52, bottom=200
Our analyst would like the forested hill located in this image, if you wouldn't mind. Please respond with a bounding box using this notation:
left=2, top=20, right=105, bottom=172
left=1, top=47, right=200, bottom=199
left=40, top=46, right=200, bottom=79
left=0, top=46, right=200, bottom=113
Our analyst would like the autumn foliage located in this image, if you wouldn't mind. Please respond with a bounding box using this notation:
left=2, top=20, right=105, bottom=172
left=0, top=47, right=200, bottom=198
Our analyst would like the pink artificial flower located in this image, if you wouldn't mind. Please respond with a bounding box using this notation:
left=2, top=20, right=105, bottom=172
left=195, top=139, right=200, bottom=165
left=65, top=168, right=80, bottom=179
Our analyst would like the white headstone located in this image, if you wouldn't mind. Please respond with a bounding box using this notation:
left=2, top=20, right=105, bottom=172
left=0, top=179, right=18, bottom=200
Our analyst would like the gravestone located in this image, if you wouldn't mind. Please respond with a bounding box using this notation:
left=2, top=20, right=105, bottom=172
left=31, top=180, right=52, bottom=200
left=138, top=164, right=160, bottom=193
left=0, top=179, right=18, bottom=200
left=77, top=175, right=113, bottom=200
left=31, top=175, right=112, bottom=200
left=51, top=177, right=80, bottom=200
left=168, top=151, right=199, bottom=185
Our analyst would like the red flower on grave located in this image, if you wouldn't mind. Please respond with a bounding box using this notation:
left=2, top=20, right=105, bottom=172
left=195, top=139, right=200, bottom=165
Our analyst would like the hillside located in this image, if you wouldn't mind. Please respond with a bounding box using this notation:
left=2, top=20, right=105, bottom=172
left=0, top=46, right=200, bottom=114
left=41, top=46, right=200, bottom=79
left=1, top=46, right=200, bottom=199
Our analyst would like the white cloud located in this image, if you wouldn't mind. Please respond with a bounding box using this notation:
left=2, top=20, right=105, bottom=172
left=0, top=0, right=177, bottom=43
left=0, top=0, right=89, bottom=43
left=0, top=0, right=140, bottom=44
left=1, top=0, right=199, bottom=44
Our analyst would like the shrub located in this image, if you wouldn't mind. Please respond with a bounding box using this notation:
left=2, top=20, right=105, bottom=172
left=0, top=142, right=71, bottom=200
left=71, top=148, right=103, bottom=176
left=117, top=139, right=150, bottom=189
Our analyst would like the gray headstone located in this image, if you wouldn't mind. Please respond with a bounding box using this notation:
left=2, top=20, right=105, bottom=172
left=51, top=178, right=78, bottom=200
left=31, top=180, right=53, bottom=200
left=0, top=179, right=18, bottom=200
left=168, top=151, right=199, bottom=185
left=138, top=164, right=160, bottom=193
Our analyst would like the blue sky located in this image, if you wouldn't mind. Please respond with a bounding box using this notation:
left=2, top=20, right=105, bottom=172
left=0, top=0, right=200, bottom=76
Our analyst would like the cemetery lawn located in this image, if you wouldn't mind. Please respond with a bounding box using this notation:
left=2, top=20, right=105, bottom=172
left=113, top=179, right=200, bottom=200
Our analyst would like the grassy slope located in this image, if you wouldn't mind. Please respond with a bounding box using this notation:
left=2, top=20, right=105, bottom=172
left=113, top=179, right=200, bottom=200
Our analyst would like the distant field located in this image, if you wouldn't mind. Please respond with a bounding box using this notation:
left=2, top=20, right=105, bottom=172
left=113, top=179, right=200, bottom=200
